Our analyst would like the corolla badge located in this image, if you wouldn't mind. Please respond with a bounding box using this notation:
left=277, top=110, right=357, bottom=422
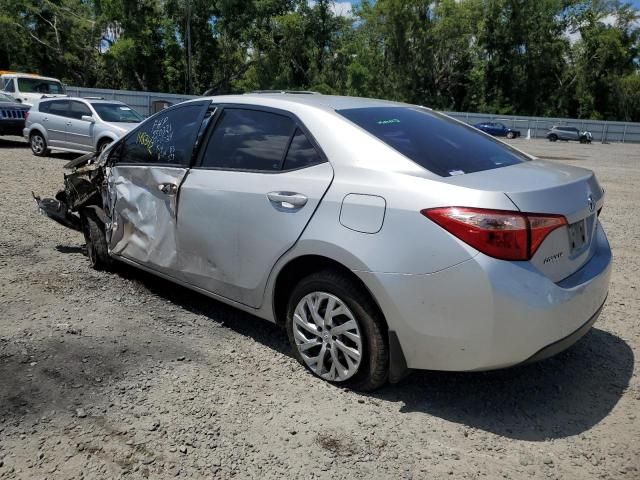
left=587, top=194, right=595, bottom=212
left=543, top=251, right=564, bottom=264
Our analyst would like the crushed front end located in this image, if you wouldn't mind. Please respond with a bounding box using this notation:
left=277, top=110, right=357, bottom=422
left=33, top=152, right=108, bottom=232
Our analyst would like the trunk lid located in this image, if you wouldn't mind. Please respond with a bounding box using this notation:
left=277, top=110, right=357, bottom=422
left=442, top=160, right=604, bottom=282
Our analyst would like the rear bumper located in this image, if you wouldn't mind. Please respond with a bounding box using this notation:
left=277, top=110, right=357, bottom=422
left=522, top=299, right=603, bottom=365
left=357, top=222, right=612, bottom=371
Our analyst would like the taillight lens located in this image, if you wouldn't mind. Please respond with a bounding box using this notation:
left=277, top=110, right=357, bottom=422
left=24, top=111, right=29, bottom=120
left=421, top=207, right=567, bottom=261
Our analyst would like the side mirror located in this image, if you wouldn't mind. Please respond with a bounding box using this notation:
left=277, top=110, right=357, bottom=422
left=81, top=115, right=96, bottom=123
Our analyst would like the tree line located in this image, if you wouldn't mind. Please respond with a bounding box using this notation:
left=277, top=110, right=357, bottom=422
left=1, top=0, right=639, bottom=121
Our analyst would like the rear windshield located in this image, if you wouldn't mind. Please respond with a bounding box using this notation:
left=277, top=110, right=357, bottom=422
left=337, top=107, right=528, bottom=177
left=91, top=103, right=143, bottom=123
left=17, top=78, right=65, bottom=95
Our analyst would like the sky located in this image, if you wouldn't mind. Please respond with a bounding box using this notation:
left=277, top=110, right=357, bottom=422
left=333, top=2, right=355, bottom=16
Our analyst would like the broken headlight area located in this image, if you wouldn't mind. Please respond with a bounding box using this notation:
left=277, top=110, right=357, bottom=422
left=33, top=151, right=107, bottom=232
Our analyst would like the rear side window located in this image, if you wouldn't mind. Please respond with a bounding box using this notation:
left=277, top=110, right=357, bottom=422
left=48, top=100, right=70, bottom=117
left=201, top=109, right=294, bottom=171
left=39, top=101, right=52, bottom=113
left=337, top=107, right=528, bottom=177
left=118, top=103, right=205, bottom=166
left=283, top=129, right=323, bottom=170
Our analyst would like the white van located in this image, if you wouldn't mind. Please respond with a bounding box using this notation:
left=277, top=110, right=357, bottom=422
left=0, top=73, right=67, bottom=106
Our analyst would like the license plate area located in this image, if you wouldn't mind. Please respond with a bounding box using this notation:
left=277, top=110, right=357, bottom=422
left=568, top=219, right=587, bottom=254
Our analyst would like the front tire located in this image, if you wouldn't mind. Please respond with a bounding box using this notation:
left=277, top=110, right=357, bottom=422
left=81, top=209, right=113, bottom=271
left=97, top=139, right=112, bottom=154
left=285, top=270, right=388, bottom=391
left=30, top=131, right=49, bottom=156
left=548, top=134, right=558, bottom=142
left=506, top=131, right=515, bottom=139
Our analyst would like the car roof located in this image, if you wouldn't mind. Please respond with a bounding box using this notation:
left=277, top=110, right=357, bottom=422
left=196, top=93, right=409, bottom=113
left=3, top=74, right=62, bottom=82
left=81, top=98, right=128, bottom=105
left=39, top=97, right=126, bottom=105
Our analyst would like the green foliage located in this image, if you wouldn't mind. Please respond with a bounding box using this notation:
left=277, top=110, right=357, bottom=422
left=0, top=0, right=638, bottom=120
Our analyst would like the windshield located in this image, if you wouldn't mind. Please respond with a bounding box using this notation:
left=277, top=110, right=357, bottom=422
left=17, top=78, right=65, bottom=94
left=0, top=92, right=18, bottom=103
left=91, top=103, right=143, bottom=123
left=337, top=106, right=528, bottom=177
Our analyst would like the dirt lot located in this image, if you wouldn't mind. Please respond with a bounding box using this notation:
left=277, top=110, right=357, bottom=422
left=0, top=136, right=638, bottom=480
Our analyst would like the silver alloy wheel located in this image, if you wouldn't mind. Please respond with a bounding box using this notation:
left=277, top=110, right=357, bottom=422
left=31, top=135, right=44, bottom=154
left=292, top=292, right=362, bottom=382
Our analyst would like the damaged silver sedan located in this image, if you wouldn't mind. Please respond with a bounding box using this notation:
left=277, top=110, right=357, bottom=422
left=37, top=93, right=611, bottom=391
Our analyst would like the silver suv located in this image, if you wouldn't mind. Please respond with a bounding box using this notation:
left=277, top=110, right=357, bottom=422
left=547, top=125, right=593, bottom=143
left=24, top=97, right=143, bottom=156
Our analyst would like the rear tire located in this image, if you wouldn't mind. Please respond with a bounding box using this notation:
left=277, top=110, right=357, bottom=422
left=30, top=131, right=49, bottom=156
left=285, top=269, right=388, bottom=391
left=81, top=209, right=113, bottom=271
left=506, top=131, right=515, bottom=139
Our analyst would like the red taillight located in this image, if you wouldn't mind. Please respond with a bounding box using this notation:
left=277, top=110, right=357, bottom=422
left=24, top=111, right=29, bottom=120
left=421, top=207, right=567, bottom=261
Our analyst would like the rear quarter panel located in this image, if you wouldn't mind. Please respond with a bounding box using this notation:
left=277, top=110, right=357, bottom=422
left=272, top=107, right=516, bottom=276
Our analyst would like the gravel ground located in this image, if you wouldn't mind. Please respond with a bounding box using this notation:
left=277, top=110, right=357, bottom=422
left=0, top=136, right=638, bottom=480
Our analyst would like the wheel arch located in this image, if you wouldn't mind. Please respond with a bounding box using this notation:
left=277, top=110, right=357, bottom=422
left=95, top=134, right=116, bottom=150
left=28, top=125, right=48, bottom=141
left=272, top=254, right=385, bottom=330
left=271, top=253, right=410, bottom=383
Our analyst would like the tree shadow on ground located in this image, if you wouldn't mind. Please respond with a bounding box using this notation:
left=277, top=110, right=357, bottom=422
left=114, top=264, right=293, bottom=358
left=55, top=244, right=85, bottom=255
left=0, top=137, right=80, bottom=160
left=0, top=137, right=27, bottom=148
left=0, top=320, right=201, bottom=420
left=46, top=151, right=80, bottom=161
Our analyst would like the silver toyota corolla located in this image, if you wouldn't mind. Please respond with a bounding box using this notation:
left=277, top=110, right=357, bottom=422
left=36, top=93, right=612, bottom=391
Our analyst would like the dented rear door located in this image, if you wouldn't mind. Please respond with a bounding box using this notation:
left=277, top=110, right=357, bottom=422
left=106, top=102, right=209, bottom=276
left=175, top=107, right=334, bottom=308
